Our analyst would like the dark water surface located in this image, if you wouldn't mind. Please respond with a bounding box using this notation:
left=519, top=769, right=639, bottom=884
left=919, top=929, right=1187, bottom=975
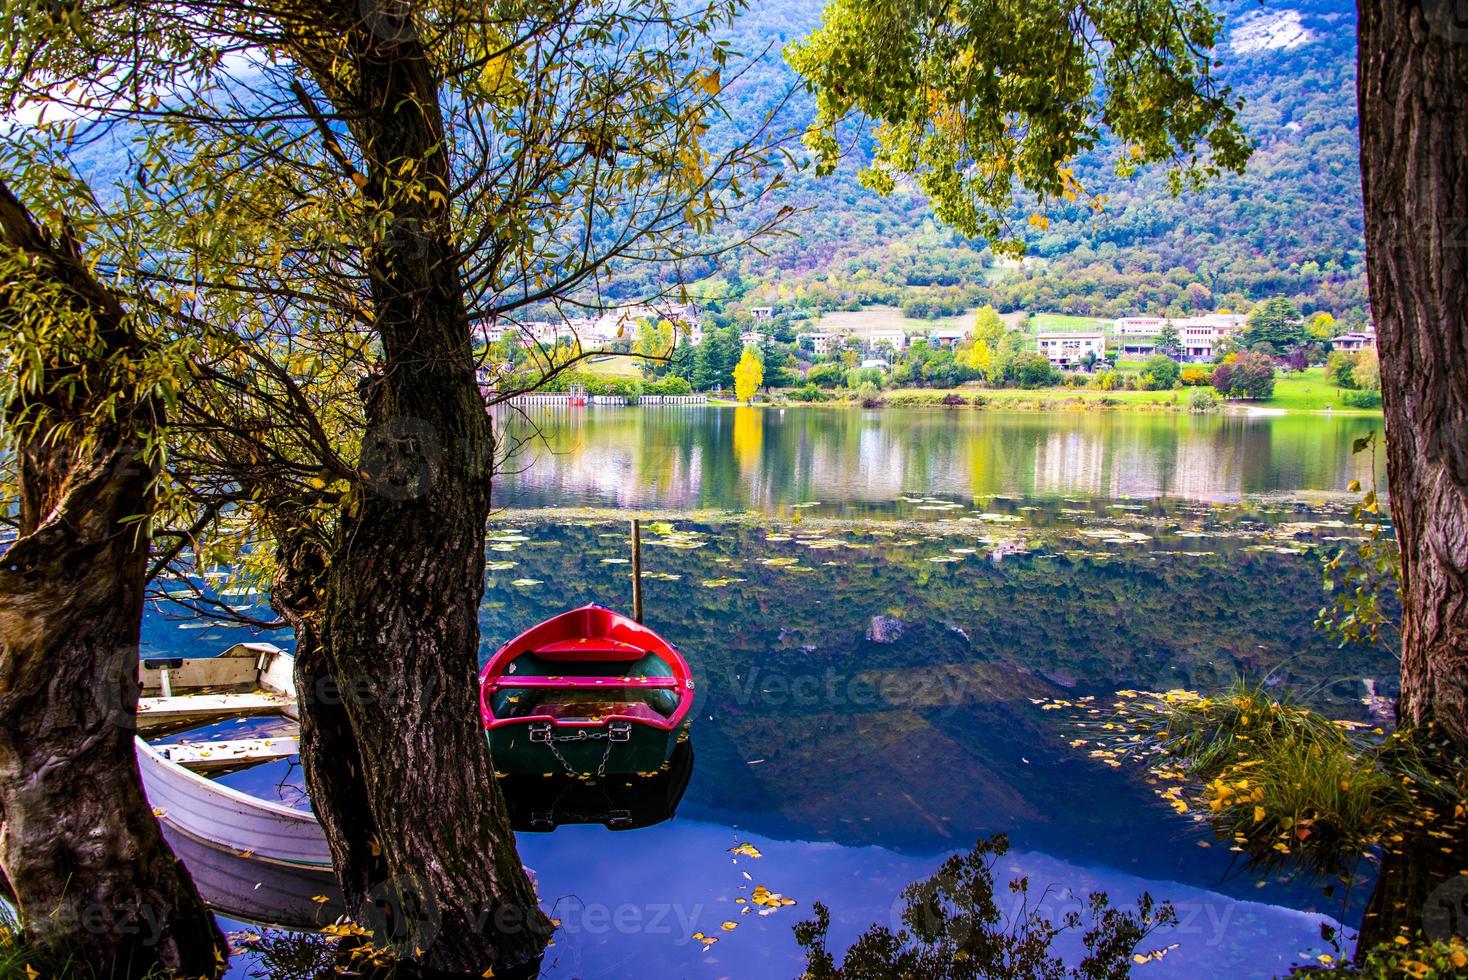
left=163, top=408, right=1397, bottom=978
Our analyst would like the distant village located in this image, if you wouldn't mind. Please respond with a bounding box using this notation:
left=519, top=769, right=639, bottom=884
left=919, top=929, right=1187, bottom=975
left=477, top=301, right=1377, bottom=374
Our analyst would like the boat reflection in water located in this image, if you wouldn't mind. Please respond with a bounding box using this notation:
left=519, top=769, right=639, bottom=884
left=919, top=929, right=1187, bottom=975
left=501, top=738, right=694, bottom=832
left=173, top=740, right=694, bottom=932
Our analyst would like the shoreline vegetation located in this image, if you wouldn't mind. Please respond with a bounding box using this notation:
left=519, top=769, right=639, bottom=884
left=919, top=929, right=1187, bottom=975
left=712, top=389, right=1381, bottom=416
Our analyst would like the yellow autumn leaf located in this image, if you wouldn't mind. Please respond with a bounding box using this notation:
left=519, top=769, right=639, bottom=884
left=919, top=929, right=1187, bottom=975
left=698, top=70, right=721, bottom=95
left=721, top=921, right=737, bottom=931
left=1254, top=805, right=1266, bottom=823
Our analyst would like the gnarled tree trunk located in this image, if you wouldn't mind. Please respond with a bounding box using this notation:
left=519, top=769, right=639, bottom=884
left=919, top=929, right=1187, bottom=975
left=0, top=183, right=225, bottom=976
left=1358, top=2, right=1468, bottom=750
left=278, top=6, right=549, bottom=974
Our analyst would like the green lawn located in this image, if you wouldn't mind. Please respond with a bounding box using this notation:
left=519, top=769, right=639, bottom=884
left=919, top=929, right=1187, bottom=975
left=816, top=305, right=983, bottom=336
left=1029, top=313, right=1111, bottom=333
left=1268, top=367, right=1367, bottom=412
left=582, top=355, right=644, bottom=378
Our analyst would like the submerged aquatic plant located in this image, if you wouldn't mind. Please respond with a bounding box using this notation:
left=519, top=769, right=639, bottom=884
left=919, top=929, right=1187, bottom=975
left=794, top=834, right=1177, bottom=979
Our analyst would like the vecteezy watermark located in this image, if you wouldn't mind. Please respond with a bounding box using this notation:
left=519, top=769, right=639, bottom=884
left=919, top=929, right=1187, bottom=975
left=364, top=874, right=443, bottom=952
left=76, top=901, right=172, bottom=948
left=1423, top=877, right=1468, bottom=942
left=1423, top=0, right=1468, bottom=43
left=532, top=900, right=705, bottom=943
left=723, top=664, right=990, bottom=713
left=357, top=416, right=441, bottom=501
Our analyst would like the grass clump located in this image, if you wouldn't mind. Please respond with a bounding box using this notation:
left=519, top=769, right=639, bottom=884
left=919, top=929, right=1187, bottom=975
left=0, top=908, right=169, bottom=980
left=1094, top=682, right=1459, bottom=879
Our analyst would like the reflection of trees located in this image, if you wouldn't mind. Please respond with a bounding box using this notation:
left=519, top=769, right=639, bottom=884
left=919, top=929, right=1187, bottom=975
left=492, top=409, right=1388, bottom=510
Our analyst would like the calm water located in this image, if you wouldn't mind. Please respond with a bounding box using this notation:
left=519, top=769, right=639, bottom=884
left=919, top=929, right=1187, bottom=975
left=491, top=406, right=1386, bottom=513
left=159, top=408, right=1396, bottom=979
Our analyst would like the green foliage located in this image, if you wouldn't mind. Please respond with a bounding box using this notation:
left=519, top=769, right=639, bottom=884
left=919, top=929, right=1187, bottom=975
left=1185, top=387, right=1218, bottom=413
left=1211, top=352, right=1276, bottom=400
left=794, top=834, right=1178, bottom=979
left=1153, top=322, right=1181, bottom=360
left=1104, top=684, right=1452, bottom=880
left=1009, top=352, right=1058, bottom=389
left=1351, top=349, right=1380, bottom=392
left=1327, top=350, right=1360, bottom=389
left=789, top=0, right=1250, bottom=255
left=1138, top=355, right=1180, bottom=391
left=1243, top=297, right=1308, bottom=355
left=1339, top=389, right=1381, bottom=409
left=1331, top=935, right=1468, bottom=978
left=1318, top=437, right=1399, bottom=653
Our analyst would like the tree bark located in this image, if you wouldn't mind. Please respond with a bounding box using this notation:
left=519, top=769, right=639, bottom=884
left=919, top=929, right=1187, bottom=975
left=1357, top=2, right=1468, bottom=749
left=279, top=6, right=549, bottom=974
left=0, top=183, right=225, bottom=976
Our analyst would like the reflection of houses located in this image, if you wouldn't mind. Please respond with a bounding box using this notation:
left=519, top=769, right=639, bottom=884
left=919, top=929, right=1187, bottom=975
left=1037, top=332, right=1106, bottom=368
left=1034, top=429, right=1105, bottom=496
left=1331, top=331, right=1376, bottom=352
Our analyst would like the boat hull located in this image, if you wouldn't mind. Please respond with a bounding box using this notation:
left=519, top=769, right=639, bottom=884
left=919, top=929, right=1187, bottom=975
left=135, top=736, right=331, bottom=870
left=487, top=723, right=685, bottom=776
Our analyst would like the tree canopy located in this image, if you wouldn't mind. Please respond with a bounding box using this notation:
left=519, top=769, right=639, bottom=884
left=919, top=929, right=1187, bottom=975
left=789, top=0, right=1252, bottom=254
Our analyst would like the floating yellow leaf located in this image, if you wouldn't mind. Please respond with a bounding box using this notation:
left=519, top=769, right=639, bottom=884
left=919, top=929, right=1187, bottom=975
left=730, top=842, right=763, bottom=859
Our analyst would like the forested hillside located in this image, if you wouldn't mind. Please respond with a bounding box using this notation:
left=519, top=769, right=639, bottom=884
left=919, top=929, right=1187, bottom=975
left=690, top=0, right=1368, bottom=323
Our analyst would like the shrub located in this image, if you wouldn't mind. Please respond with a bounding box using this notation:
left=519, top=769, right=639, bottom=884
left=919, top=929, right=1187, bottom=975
left=1186, top=387, right=1220, bottom=412
left=1340, top=389, right=1382, bottom=409
left=856, top=381, right=883, bottom=407
left=1139, top=354, right=1181, bottom=390
left=1212, top=351, right=1275, bottom=400
left=796, top=383, right=825, bottom=403
left=642, top=376, right=692, bottom=396
left=1326, top=350, right=1359, bottom=389
left=1009, top=352, right=1058, bottom=389
left=1180, top=367, right=1211, bottom=386
left=806, top=363, right=845, bottom=388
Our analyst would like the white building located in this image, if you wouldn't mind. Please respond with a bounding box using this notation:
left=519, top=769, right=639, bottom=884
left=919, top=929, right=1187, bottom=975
left=750, top=306, right=774, bottom=321
left=867, top=329, right=907, bottom=350
left=1037, top=332, right=1106, bottom=369
left=1173, top=314, right=1245, bottom=362
left=1114, top=316, right=1168, bottom=337
left=1331, top=331, right=1377, bottom=352
left=802, top=332, right=839, bottom=357
left=739, top=329, right=764, bottom=347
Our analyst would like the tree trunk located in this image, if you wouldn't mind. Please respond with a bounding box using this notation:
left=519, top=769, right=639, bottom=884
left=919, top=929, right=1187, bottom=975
left=1357, top=2, right=1468, bottom=750
left=0, top=183, right=225, bottom=976
left=281, top=6, right=549, bottom=974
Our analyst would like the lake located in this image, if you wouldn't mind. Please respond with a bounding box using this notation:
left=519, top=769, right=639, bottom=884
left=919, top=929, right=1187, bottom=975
left=171, top=407, right=1396, bottom=979
left=490, top=406, right=1386, bottom=513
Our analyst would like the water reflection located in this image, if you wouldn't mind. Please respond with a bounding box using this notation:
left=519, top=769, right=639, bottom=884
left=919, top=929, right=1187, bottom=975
left=493, top=407, right=1385, bottom=512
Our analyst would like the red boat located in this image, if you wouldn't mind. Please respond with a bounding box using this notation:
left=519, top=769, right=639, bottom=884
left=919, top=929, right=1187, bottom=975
left=479, top=605, right=695, bottom=775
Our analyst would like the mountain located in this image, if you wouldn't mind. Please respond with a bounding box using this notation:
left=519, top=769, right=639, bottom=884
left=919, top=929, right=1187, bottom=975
left=686, top=0, right=1369, bottom=324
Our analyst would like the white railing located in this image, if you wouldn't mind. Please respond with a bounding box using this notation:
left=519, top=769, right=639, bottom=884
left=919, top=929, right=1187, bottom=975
left=498, top=392, right=708, bottom=407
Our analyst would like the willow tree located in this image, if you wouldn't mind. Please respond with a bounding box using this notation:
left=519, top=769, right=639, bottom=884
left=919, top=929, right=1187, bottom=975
left=3, top=1, right=789, bottom=972
left=0, top=168, right=225, bottom=973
